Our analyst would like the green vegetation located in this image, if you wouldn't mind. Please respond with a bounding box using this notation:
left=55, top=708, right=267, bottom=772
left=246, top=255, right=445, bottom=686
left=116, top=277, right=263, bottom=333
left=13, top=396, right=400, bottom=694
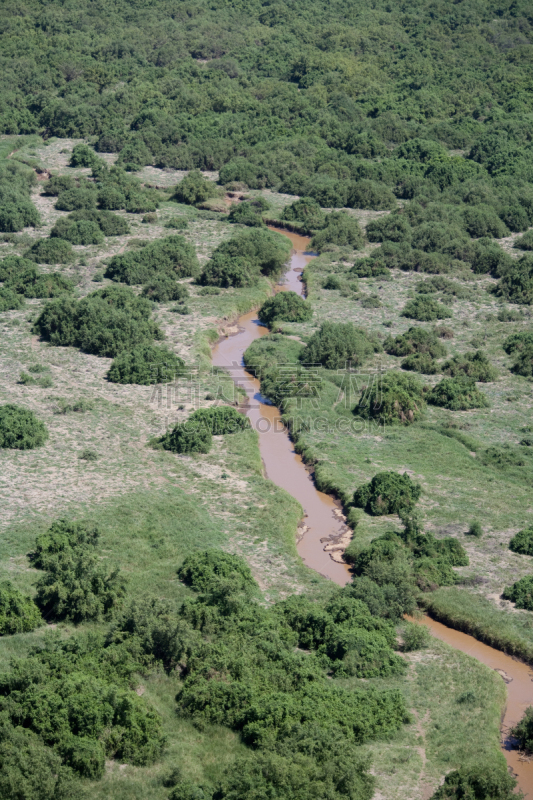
left=228, top=201, right=263, bottom=227
left=401, top=353, right=439, bottom=374
left=355, top=371, right=425, bottom=425
left=4, top=263, right=73, bottom=299
left=173, top=170, right=219, bottom=206
left=281, top=197, right=326, bottom=234
left=0, top=160, right=40, bottom=233
left=509, top=527, right=533, bottom=556
left=311, top=212, right=364, bottom=252
left=502, top=577, right=533, bottom=611
left=467, top=521, right=483, bottom=538
left=107, top=345, right=185, bottom=385
left=141, top=276, right=190, bottom=303
left=26, top=238, right=73, bottom=264
left=385, top=327, right=447, bottom=358
left=301, top=321, right=379, bottom=369
left=199, top=228, right=290, bottom=288
left=430, top=764, right=517, bottom=800
left=353, top=472, right=422, bottom=517
left=105, top=235, right=199, bottom=284
left=33, top=285, right=162, bottom=358
left=0, top=581, right=41, bottom=635
left=0, top=404, right=48, bottom=450
left=178, top=550, right=256, bottom=593
left=514, top=230, right=533, bottom=251
left=441, top=351, right=498, bottom=382
left=258, top=291, right=312, bottom=325
left=496, top=256, right=533, bottom=304
left=401, top=296, right=452, bottom=322
left=426, top=377, right=489, bottom=411
left=512, top=708, right=533, bottom=755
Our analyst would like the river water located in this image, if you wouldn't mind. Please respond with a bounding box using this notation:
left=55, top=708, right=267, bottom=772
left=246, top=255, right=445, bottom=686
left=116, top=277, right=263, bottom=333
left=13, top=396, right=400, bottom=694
left=211, top=228, right=533, bottom=795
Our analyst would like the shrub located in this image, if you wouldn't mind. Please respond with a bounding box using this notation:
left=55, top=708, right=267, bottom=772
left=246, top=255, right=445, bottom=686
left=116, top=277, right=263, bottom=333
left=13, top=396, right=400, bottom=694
left=97, top=185, right=126, bottom=210
left=502, top=576, right=533, bottom=611
left=366, top=214, right=412, bottom=244
left=480, top=447, right=526, bottom=469
left=300, top=321, right=378, bottom=369
left=27, top=238, right=73, bottom=264
left=228, top=202, right=264, bottom=227
left=441, top=351, right=498, bottom=382
left=468, top=239, right=512, bottom=276
left=430, top=764, right=517, bottom=800
left=385, top=327, right=447, bottom=358
left=402, top=622, right=431, bottom=651
left=160, top=419, right=213, bottom=455
left=401, top=296, right=452, bottom=321
left=105, top=235, right=199, bottom=284
left=165, top=217, right=189, bottom=229
left=43, top=174, right=76, bottom=196
left=463, top=205, right=508, bottom=238
left=177, top=550, right=257, bottom=593
left=323, top=275, right=343, bottom=290
left=69, top=143, right=100, bottom=168
left=200, top=229, right=290, bottom=287
left=503, top=331, right=533, bottom=355
left=0, top=199, right=40, bottom=232
left=511, top=707, right=533, bottom=754
left=467, top=521, right=483, bottom=538
left=353, top=472, right=422, bottom=516
left=514, top=230, right=533, bottom=251
left=50, top=219, right=104, bottom=245
left=355, top=371, right=425, bottom=425
left=349, top=257, right=391, bottom=278
left=55, top=188, right=97, bottom=211
left=360, top=294, right=382, bottom=308
left=53, top=209, right=129, bottom=238
left=348, top=180, right=396, bottom=210
left=311, top=212, right=364, bottom=252
left=258, top=291, right=312, bottom=325
left=427, top=377, right=490, bottom=410
left=174, top=170, right=218, bottom=205
left=33, top=285, right=162, bottom=358
left=141, top=277, right=189, bottom=303
left=0, top=255, right=35, bottom=282
left=281, top=197, right=326, bottom=232
left=0, top=405, right=49, bottom=449
left=401, top=353, right=438, bottom=374
left=125, top=193, right=158, bottom=213
left=0, top=581, right=41, bottom=635
left=0, top=287, right=24, bottom=311
left=32, top=519, right=99, bottom=570
left=5, top=266, right=73, bottom=299
left=188, top=406, right=250, bottom=435
left=107, top=345, right=185, bottom=385
left=496, top=255, right=533, bottom=304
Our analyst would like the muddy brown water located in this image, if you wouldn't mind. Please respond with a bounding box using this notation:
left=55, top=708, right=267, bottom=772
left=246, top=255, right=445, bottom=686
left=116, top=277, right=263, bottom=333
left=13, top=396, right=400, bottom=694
left=211, top=229, right=533, bottom=794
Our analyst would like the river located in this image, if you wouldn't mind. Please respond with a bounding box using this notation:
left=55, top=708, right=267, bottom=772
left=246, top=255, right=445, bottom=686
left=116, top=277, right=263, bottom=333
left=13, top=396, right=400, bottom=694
left=211, top=227, right=533, bottom=796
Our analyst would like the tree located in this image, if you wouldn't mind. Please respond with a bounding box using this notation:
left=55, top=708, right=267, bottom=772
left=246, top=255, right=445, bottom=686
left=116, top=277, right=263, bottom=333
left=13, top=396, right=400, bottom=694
left=258, top=291, right=312, bottom=324
left=107, top=345, right=185, bottom=385
left=174, top=170, right=218, bottom=205
left=355, top=371, right=425, bottom=425
left=300, top=321, right=378, bottom=369
left=353, top=472, right=422, bottom=516
left=0, top=405, right=49, bottom=449
left=311, top=212, right=364, bottom=252
left=427, top=377, right=489, bottom=410
left=0, top=582, right=41, bottom=635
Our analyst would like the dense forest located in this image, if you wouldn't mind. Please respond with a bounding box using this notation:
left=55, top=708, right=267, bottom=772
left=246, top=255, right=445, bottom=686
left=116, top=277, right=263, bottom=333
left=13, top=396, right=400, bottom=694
left=1, top=0, right=533, bottom=798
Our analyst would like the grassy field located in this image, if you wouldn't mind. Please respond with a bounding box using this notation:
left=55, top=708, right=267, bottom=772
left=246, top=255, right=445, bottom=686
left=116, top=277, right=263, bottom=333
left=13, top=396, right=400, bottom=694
left=0, top=135, right=519, bottom=798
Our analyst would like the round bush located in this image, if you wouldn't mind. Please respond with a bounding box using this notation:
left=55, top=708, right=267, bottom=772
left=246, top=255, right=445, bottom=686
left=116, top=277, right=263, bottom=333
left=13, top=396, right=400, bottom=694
left=300, top=321, right=378, bottom=369
left=311, top=212, right=364, bottom=252
left=353, top=471, right=422, bottom=516
left=27, top=238, right=73, bottom=264
left=512, top=345, right=533, bottom=377
left=69, top=143, right=100, bottom=168
left=0, top=404, right=49, bottom=449
left=355, top=371, right=425, bottom=425
left=496, top=255, right=533, bottom=304
left=401, top=353, right=438, bottom=374
left=0, top=581, right=41, bottom=634
left=52, top=219, right=104, bottom=245
left=385, top=327, right=447, bottom=358
left=107, top=345, right=185, bottom=385
left=174, top=170, right=218, bottom=205
left=141, top=277, right=189, bottom=303
left=97, top=185, right=126, bottom=210
left=441, top=350, right=498, bottom=382
left=55, top=188, right=97, bottom=212
left=228, top=202, right=264, bottom=227
left=160, top=419, right=213, bottom=455
left=402, top=622, right=431, bottom=652
left=426, top=377, right=489, bottom=410
left=509, top=527, right=533, bottom=556
left=502, top=575, right=533, bottom=611
left=511, top=707, right=533, bottom=754
left=258, top=291, right=312, bottom=325
left=5, top=267, right=73, bottom=299
left=189, top=406, right=250, bottom=435
left=177, top=550, right=256, bottom=592
left=125, top=193, right=157, bottom=214
left=0, top=287, right=25, bottom=312
left=401, top=296, right=452, bottom=321
left=43, top=174, right=76, bottom=196
left=281, top=197, right=326, bottom=232
left=0, top=198, right=41, bottom=232
left=514, top=230, right=533, bottom=251
left=105, top=235, right=199, bottom=284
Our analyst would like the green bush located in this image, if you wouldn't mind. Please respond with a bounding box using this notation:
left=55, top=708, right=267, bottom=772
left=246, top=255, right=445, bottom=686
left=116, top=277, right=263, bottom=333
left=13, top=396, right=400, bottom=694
left=468, top=239, right=512, bottom=276
left=514, top=229, right=533, bottom=251
left=258, top=291, right=312, bottom=325
left=480, top=446, right=526, bottom=469
left=467, top=521, right=483, bottom=538
left=33, top=285, right=162, bottom=357
left=281, top=197, right=326, bottom=232
left=366, top=214, right=412, bottom=244
left=402, top=621, right=431, bottom=651
left=52, top=209, right=129, bottom=237
left=27, top=238, right=73, bottom=264
left=511, top=707, right=533, bottom=754
left=228, top=202, right=263, bottom=227
left=32, top=519, right=99, bottom=570
left=0, top=255, right=35, bottom=282
left=300, top=321, right=378, bottom=369
left=178, top=550, right=257, bottom=593
left=496, top=255, right=533, bottom=304
left=502, top=576, right=533, bottom=611
left=509, top=527, right=533, bottom=556
left=323, top=275, right=343, bottom=290
left=384, top=327, right=447, bottom=358
left=353, top=472, right=422, bottom=516
left=0, top=198, right=40, bottom=232
left=430, top=763, right=517, bottom=800
left=401, top=296, right=452, bottom=321
left=0, top=287, right=24, bottom=311
left=69, top=143, right=100, bottom=168
left=349, top=257, right=391, bottom=278
left=0, top=404, right=49, bottom=449
left=50, top=219, right=104, bottom=245
left=188, top=406, right=250, bottom=435
left=311, top=212, right=364, bottom=252
left=355, top=371, right=425, bottom=425
left=97, top=185, right=126, bottom=210
left=174, top=170, right=218, bottom=205
left=0, top=581, right=41, bottom=635
left=43, top=174, right=76, bottom=196
left=165, top=217, right=189, bottom=230
left=5, top=266, right=73, bottom=299
left=141, top=277, right=189, bottom=303
left=107, top=345, right=185, bottom=385
left=463, top=204, right=508, bottom=238
left=427, top=377, right=490, bottom=410
left=160, top=420, right=213, bottom=455
left=441, top=351, right=498, bottom=382
left=105, top=235, right=199, bottom=284
left=401, top=353, right=438, bottom=374
left=348, top=179, right=396, bottom=210
left=125, top=193, right=158, bottom=214
left=199, top=229, right=290, bottom=287
left=55, top=187, right=97, bottom=212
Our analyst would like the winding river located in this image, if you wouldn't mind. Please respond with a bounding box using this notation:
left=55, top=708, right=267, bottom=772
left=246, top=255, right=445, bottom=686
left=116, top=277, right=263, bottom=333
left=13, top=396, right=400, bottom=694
left=211, top=228, right=533, bottom=796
